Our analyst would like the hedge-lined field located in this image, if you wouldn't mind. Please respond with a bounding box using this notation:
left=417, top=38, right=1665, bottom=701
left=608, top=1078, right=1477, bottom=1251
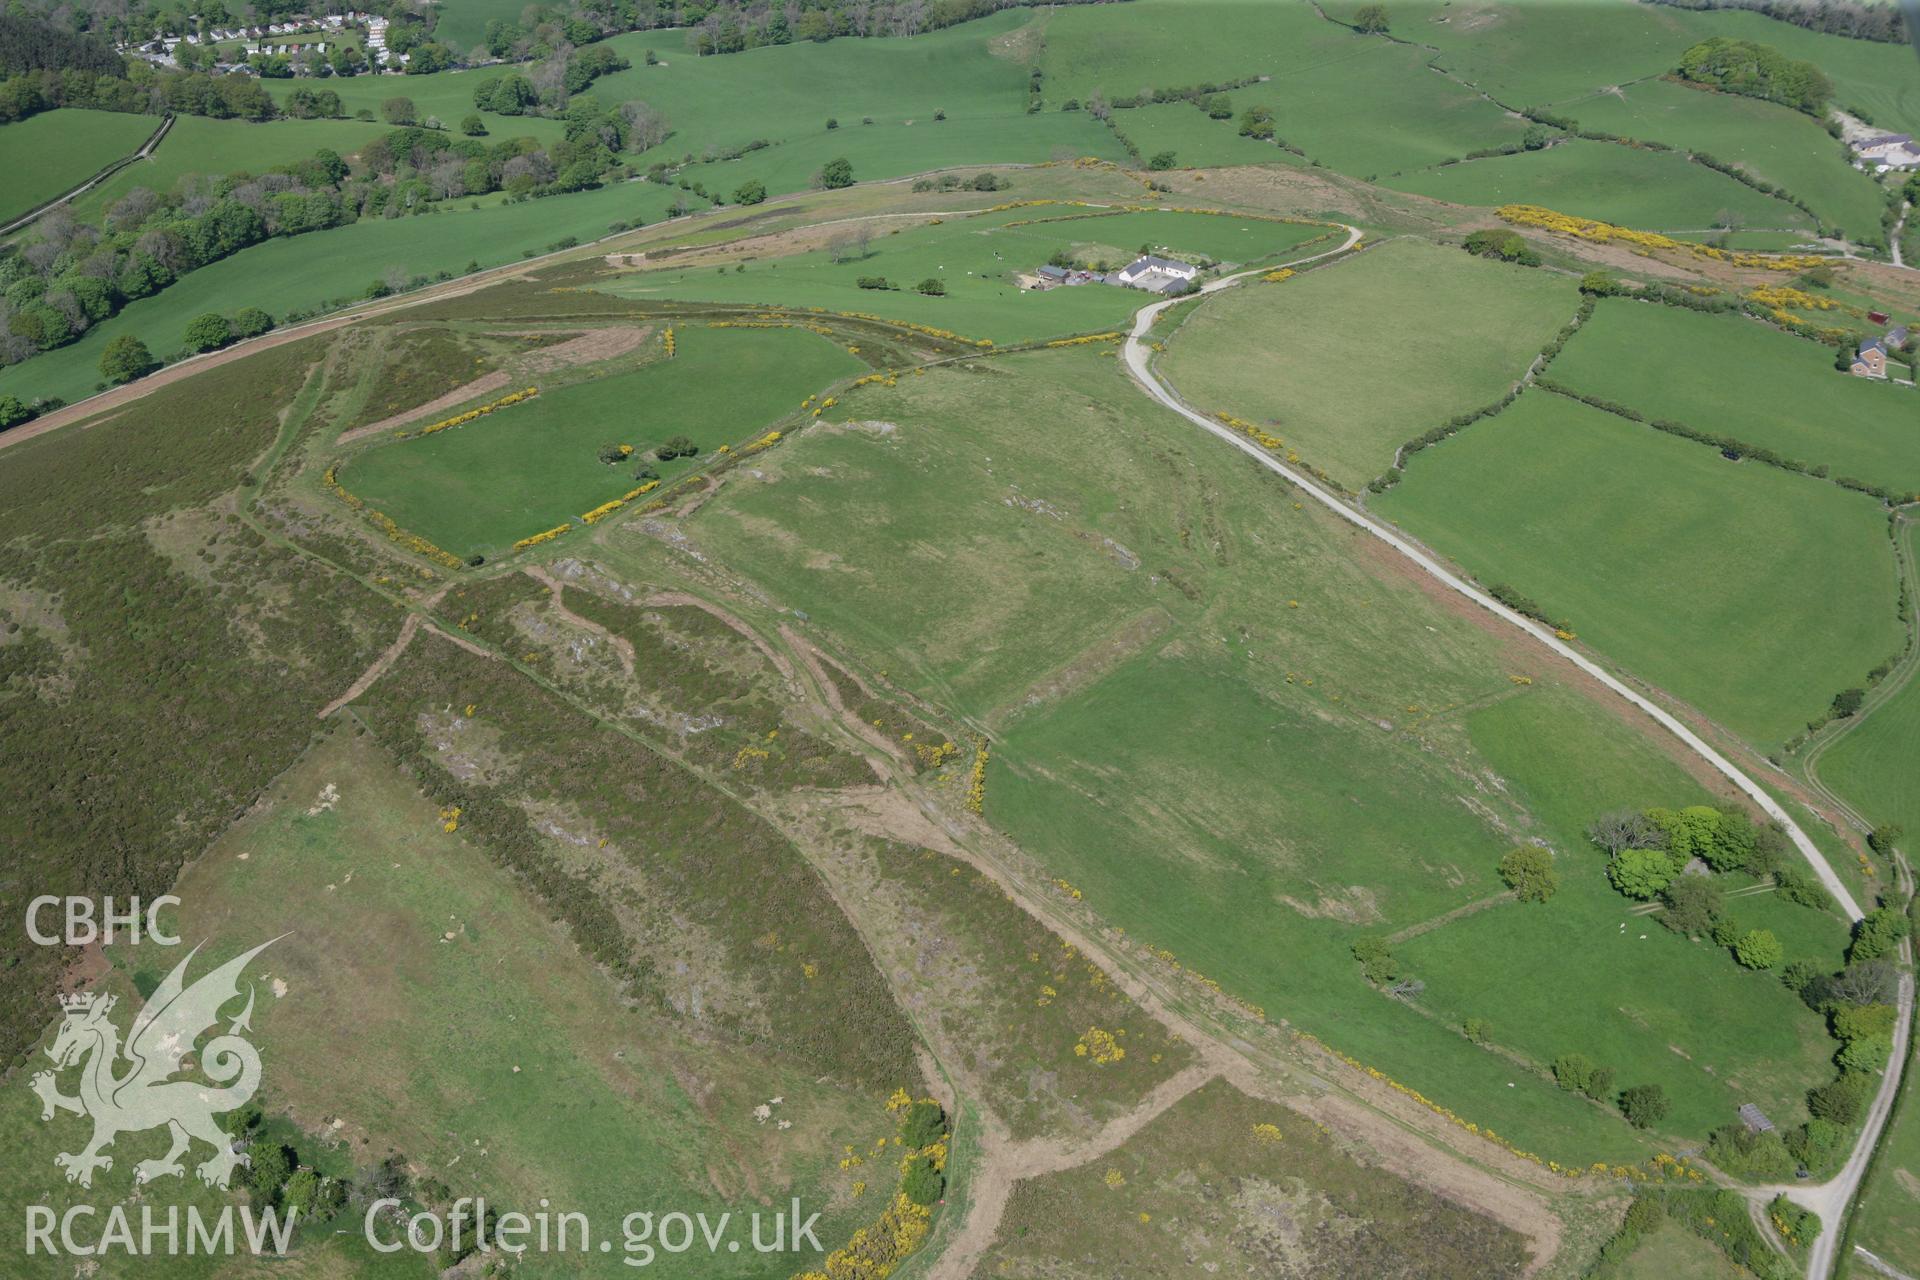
left=0, top=108, right=159, bottom=225
left=1556, top=78, right=1886, bottom=243
left=272, top=13, right=1120, bottom=199
left=340, top=324, right=860, bottom=558
left=1549, top=300, right=1920, bottom=498
left=1318, top=0, right=1704, bottom=108
left=1376, top=391, right=1903, bottom=747
left=1159, top=237, right=1576, bottom=489
left=0, top=180, right=683, bottom=408
left=1387, top=140, right=1808, bottom=235
left=1036, top=0, right=1530, bottom=175
left=1852, top=992, right=1920, bottom=1280
left=1669, top=8, right=1920, bottom=138
left=1399, top=691, right=1849, bottom=1139
left=65, top=115, right=392, bottom=224
left=1104, top=101, right=1307, bottom=170
left=1818, top=519, right=1920, bottom=838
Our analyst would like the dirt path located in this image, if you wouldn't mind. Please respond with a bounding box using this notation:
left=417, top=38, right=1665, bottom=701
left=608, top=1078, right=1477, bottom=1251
left=1387, top=889, right=1515, bottom=945
left=315, top=584, right=491, bottom=716
left=869, top=772, right=1568, bottom=1277
left=641, top=591, right=798, bottom=682
left=1857, top=1245, right=1920, bottom=1280
left=525, top=566, right=635, bottom=678
left=925, top=1064, right=1219, bottom=1280
left=335, top=371, right=513, bottom=445
left=782, top=628, right=911, bottom=764
left=318, top=612, right=423, bottom=719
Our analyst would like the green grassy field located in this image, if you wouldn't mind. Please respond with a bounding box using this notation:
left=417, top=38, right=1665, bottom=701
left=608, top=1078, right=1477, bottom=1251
left=283, top=14, right=1120, bottom=200
left=598, top=207, right=1331, bottom=345
left=1375, top=391, right=1904, bottom=747
left=83, top=726, right=866, bottom=1277
left=263, top=67, right=573, bottom=143
left=1252, top=39, right=1531, bottom=178
left=977, top=1079, right=1530, bottom=1278
left=1666, top=8, right=1920, bottom=138
left=1103, top=101, right=1306, bottom=170
left=1159, top=237, right=1578, bottom=488
left=1548, top=301, right=1920, bottom=498
left=1852, top=1028, right=1920, bottom=1278
left=1319, top=0, right=1704, bottom=110
left=1402, top=694, right=1847, bottom=1138
left=340, top=324, right=860, bottom=557
left=0, top=180, right=682, bottom=408
left=668, top=112, right=1124, bottom=203
left=1034, top=0, right=1530, bottom=176
left=1033, top=0, right=1300, bottom=97
left=1818, top=520, right=1920, bottom=836
left=0, top=109, right=160, bottom=225
left=1619, top=1221, right=1749, bottom=1280
left=678, top=345, right=1844, bottom=1161
left=65, top=116, right=392, bottom=224
left=341, top=322, right=860, bottom=552
left=1549, top=79, right=1888, bottom=243
left=1386, top=140, right=1810, bottom=234
left=433, top=0, right=530, bottom=56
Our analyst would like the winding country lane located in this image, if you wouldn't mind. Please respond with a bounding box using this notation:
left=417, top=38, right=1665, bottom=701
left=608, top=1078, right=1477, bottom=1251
left=1121, top=226, right=1861, bottom=922
left=1118, top=231, right=1912, bottom=1280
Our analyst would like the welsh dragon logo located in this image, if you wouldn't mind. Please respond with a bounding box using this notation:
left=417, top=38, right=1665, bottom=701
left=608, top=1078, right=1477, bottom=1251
left=30, top=938, right=281, bottom=1190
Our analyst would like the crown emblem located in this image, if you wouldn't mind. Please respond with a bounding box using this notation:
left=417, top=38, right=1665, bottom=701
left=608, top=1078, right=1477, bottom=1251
left=58, top=992, right=96, bottom=1013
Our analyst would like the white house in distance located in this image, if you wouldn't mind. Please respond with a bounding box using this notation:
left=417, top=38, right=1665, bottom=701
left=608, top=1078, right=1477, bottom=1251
left=1114, top=255, right=1199, bottom=293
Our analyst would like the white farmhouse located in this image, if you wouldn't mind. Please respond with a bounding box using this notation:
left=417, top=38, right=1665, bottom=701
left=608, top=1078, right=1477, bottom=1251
left=1114, top=255, right=1200, bottom=293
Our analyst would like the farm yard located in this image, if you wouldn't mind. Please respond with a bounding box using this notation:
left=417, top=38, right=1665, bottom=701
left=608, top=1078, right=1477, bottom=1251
left=337, top=324, right=862, bottom=559
left=1375, top=391, right=1904, bottom=747
left=1158, top=237, right=1577, bottom=489
left=596, top=206, right=1332, bottom=346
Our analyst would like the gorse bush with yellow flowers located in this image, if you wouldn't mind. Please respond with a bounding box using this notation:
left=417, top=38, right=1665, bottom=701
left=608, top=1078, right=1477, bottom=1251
left=1498, top=205, right=1823, bottom=271
left=396, top=387, right=539, bottom=440
left=323, top=466, right=464, bottom=568
left=964, top=737, right=990, bottom=812
left=513, top=523, right=570, bottom=551
left=579, top=480, right=660, bottom=525
left=792, top=1092, right=949, bottom=1280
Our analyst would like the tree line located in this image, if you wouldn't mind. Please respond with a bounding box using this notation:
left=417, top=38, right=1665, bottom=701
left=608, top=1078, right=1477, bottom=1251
left=1677, top=36, right=1833, bottom=116
left=2, top=101, right=655, bottom=374
left=1649, top=0, right=1904, bottom=46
